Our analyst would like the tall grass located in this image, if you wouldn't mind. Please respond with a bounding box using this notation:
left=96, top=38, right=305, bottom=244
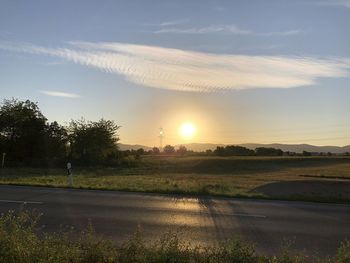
left=0, top=211, right=349, bottom=263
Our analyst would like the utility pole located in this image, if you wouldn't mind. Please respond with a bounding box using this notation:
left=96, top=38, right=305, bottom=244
left=159, top=127, right=164, bottom=151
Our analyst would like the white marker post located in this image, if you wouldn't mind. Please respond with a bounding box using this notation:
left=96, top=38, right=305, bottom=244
left=1, top=153, right=5, bottom=168
left=67, top=162, right=73, bottom=187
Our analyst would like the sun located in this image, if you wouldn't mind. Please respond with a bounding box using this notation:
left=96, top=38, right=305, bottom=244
left=180, top=122, right=196, bottom=139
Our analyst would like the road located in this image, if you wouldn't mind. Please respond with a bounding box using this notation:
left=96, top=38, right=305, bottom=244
left=0, top=185, right=349, bottom=256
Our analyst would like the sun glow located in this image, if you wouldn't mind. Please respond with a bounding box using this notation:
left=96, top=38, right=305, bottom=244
left=180, top=122, right=196, bottom=139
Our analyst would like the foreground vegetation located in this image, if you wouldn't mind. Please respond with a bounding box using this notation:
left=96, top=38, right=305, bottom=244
left=1, top=156, right=350, bottom=203
left=0, top=211, right=349, bottom=263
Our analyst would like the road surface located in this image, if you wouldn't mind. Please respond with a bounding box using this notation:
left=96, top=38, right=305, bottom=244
left=0, top=185, right=349, bottom=256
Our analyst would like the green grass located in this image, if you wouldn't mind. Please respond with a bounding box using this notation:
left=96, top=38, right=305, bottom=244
left=1, top=156, right=350, bottom=203
left=0, top=211, right=349, bottom=263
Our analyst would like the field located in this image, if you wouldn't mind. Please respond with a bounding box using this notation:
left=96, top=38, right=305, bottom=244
left=1, top=156, right=350, bottom=203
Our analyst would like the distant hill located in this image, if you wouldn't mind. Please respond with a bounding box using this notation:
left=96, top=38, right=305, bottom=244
left=118, top=143, right=153, bottom=151
left=119, top=142, right=350, bottom=154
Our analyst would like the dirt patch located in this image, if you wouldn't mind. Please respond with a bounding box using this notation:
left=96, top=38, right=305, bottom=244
left=299, top=174, right=350, bottom=180
left=251, top=180, right=350, bottom=201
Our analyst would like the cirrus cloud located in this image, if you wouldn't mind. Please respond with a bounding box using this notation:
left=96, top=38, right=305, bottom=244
left=39, top=90, right=81, bottom=98
left=318, top=0, right=350, bottom=8
left=1, top=41, right=350, bottom=92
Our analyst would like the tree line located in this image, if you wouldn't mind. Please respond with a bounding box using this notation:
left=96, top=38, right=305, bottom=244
left=154, top=145, right=284, bottom=156
left=1, top=98, right=340, bottom=168
left=157, top=145, right=336, bottom=157
left=212, top=145, right=283, bottom=156
left=0, top=99, right=120, bottom=167
left=131, top=145, right=286, bottom=157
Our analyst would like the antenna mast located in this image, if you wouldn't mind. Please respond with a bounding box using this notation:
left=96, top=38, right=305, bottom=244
left=159, top=127, right=164, bottom=150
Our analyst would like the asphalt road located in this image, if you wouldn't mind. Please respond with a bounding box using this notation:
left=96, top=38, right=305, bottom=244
left=0, top=185, right=349, bottom=256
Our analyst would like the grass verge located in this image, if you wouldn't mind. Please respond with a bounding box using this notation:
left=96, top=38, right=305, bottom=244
left=0, top=156, right=350, bottom=203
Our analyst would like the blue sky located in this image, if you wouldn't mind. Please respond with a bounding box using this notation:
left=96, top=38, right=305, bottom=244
left=1, top=0, right=350, bottom=146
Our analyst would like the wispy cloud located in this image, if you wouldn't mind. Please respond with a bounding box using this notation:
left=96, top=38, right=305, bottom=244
left=260, top=29, right=302, bottom=36
left=1, top=41, right=350, bottom=92
left=145, top=19, right=188, bottom=27
left=154, top=24, right=302, bottom=36
left=154, top=25, right=252, bottom=35
left=318, top=0, right=350, bottom=8
left=239, top=44, right=283, bottom=51
left=39, top=90, right=81, bottom=98
left=41, top=61, right=65, bottom=66
left=158, top=19, right=188, bottom=27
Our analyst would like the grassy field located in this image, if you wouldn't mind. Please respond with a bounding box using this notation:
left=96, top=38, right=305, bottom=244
left=1, top=211, right=349, bottom=263
left=1, top=156, right=350, bottom=203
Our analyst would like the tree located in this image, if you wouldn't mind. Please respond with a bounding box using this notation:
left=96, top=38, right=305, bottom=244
left=177, top=145, right=187, bottom=156
left=255, top=147, right=283, bottom=156
left=225, top=145, right=254, bottom=156
left=136, top=148, right=145, bottom=155
left=214, top=146, right=226, bottom=156
left=152, top=147, right=160, bottom=155
left=163, top=145, right=175, bottom=154
left=205, top=149, right=213, bottom=155
left=0, top=99, right=47, bottom=164
left=45, top=121, right=68, bottom=161
left=302, top=151, right=311, bottom=156
left=69, top=118, right=120, bottom=164
left=213, top=145, right=254, bottom=156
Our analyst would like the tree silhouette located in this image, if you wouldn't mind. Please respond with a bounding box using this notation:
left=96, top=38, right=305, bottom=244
left=0, top=98, right=123, bottom=166
left=255, top=147, right=283, bottom=156
left=163, top=145, right=175, bottom=154
left=68, top=118, right=120, bottom=165
left=177, top=145, right=187, bottom=156
left=45, top=121, right=68, bottom=161
left=302, top=151, right=311, bottom=156
left=152, top=147, right=160, bottom=154
left=214, top=145, right=254, bottom=156
left=0, top=99, right=47, bottom=165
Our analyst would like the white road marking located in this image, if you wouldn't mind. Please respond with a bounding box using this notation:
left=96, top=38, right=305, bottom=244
left=231, top=213, right=266, bottom=218
left=0, top=199, right=43, bottom=204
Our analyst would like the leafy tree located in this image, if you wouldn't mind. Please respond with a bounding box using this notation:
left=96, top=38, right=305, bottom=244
left=152, top=147, right=160, bottom=154
left=255, top=147, right=283, bottom=156
left=225, top=145, right=254, bottom=156
left=68, top=118, right=120, bottom=164
left=214, top=146, right=226, bottom=156
left=44, top=121, right=68, bottom=161
left=214, top=145, right=254, bottom=156
left=163, top=145, right=175, bottom=154
left=0, top=99, right=47, bottom=164
left=177, top=145, right=187, bottom=156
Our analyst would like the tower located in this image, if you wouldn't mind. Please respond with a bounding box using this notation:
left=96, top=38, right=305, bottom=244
left=159, top=127, right=164, bottom=150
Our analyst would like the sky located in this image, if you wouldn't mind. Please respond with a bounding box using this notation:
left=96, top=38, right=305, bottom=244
left=0, top=0, right=350, bottom=147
